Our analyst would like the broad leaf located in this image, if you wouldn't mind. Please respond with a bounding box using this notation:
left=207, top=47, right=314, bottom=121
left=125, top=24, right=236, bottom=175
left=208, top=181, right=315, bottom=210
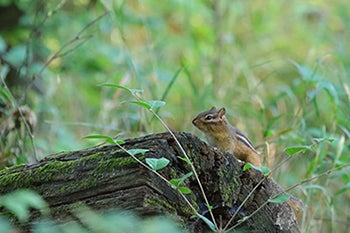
left=268, top=193, right=290, bottom=203
left=100, top=83, right=143, bottom=95
left=170, top=172, right=193, bottom=187
left=84, top=135, right=122, bottom=145
left=178, top=187, right=191, bottom=194
left=127, top=149, right=149, bottom=156
left=243, top=163, right=270, bottom=175
left=145, top=157, right=170, bottom=170
left=313, top=137, right=334, bottom=143
left=145, top=100, right=166, bottom=109
left=130, top=100, right=151, bottom=109
left=196, top=214, right=216, bottom=231
left=237, top=216, right=249, bottom=224
left=336, top=182, right=350, bottom=195
left=177, top=156, right=191, bottom=165
left=0, top=190, right=48, bottom=222
left=284, top=146, right=310, bottom=156
left=131, top=100, right=166, bottom=110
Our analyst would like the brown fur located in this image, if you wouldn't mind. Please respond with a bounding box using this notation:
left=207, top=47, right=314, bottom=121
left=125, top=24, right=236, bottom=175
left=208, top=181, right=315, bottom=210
left=192, top=107, right=261, bottom=166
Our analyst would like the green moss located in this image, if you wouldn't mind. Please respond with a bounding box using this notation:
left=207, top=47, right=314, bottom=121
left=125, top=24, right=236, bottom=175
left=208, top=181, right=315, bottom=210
left=0, top=149, right=144, bottom=195
left=145, top=189, right=198, bottom=218
left=145, top=196, right=177, bottom=214
left=0, top=164, right=26, bottom=176
left=55, top=153, right=140, bottom=194
left=217, top=166, right=240, bottom=204
left=58, top=175, right=98, bottom=195
left=0, top=172, right=22, bottom=188
left=33, top=161, right=75, bottom=180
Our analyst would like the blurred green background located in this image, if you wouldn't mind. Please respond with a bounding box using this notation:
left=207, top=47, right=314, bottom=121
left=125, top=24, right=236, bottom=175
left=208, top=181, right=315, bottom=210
left=0, top=0, right=349, bottom=232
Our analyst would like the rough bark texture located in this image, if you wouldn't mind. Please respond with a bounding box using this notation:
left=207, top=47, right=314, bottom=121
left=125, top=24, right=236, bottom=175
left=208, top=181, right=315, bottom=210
left=0, top=132, right=301, bottom=232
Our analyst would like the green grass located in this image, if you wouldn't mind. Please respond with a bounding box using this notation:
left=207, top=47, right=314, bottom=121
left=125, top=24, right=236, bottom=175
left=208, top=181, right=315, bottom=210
left=1, top=0, right=350, bottom=232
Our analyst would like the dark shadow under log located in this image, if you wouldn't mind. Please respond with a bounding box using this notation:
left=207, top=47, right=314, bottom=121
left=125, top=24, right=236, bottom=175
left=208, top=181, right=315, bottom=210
left=0, top=132, right=302, bottom=232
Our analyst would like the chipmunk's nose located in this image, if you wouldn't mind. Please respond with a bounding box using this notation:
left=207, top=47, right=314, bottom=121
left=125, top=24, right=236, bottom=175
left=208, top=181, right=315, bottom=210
left=192, top=118, right=197, bottom=126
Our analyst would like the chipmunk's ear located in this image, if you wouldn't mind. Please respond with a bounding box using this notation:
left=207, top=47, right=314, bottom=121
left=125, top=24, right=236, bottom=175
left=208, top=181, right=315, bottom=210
left=218, top=107, right=226, bottom=118
left=210, top=106, right=217, bottom=111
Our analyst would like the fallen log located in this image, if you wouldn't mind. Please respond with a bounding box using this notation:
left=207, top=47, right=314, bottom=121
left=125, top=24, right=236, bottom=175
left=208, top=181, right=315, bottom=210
left=0, top=132, right=302, bottom=232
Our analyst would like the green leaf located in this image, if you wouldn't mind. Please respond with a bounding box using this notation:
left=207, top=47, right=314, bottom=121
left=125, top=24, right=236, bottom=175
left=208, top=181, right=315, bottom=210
left=160, top=66, right=183, bottom=102
left=100, top=83, right=143, bottom=95
left=130, top=100, right=166, bottom=110
left=3, top=45, right=26, bottom=66
left=170, top=172, right=193, bottom=187
left=302, top=184, right=328, bottom=194
left=291, top=61, right=318, bottom=81
left=178, top=187, right=191, bottom=194
left=336, top=182, right=350, bottom=195
left=284, top=146, right=310, bottom=156
left=196, top=214, right=216, bottom=231
left=83, top=135, right=122, bottom=145
left=0, top=36, right=6, bottom=53
left=237, top=216, right=249, bottom=223
left=0, top=87, right=11, bottom=102
left=243, top=163, right=270, bottom=175
left=177, top=156, right=191, bottom=165
left=170, top=180, right=180, bottom=188
left=145, top=100, right=166, bottom=109
left=207, top=205, right=213, bottom=211
left=127, top=149, right=149, bottom=156
left=0, top=217, right=12, bottom=233
left=0, top=190, right=48, bottom=222
left=268, top=193, right=290, bottom=203
left=145, top=157, right=170, bottom=170
left=313, top=137, right=334, bottom=144
left=317, top=81, right=339, bottom=105
left=130, top=100, right=151, bottom=109
left=116, top=140, right=126, bottom=145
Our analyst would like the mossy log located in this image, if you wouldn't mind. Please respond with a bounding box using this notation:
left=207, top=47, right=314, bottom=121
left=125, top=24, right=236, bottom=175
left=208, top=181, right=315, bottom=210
left=0, top=132, right=301, bottom=232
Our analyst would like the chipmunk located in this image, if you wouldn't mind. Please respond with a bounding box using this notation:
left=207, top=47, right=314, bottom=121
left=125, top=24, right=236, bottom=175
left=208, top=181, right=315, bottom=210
left=192, top=106, right=262, bottom=166
left=193, top=107, right=305, bottom=220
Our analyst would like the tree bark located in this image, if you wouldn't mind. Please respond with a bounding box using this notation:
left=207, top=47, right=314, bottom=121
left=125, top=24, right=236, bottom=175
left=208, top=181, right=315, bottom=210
left=0, top=132, right=302, bottom=232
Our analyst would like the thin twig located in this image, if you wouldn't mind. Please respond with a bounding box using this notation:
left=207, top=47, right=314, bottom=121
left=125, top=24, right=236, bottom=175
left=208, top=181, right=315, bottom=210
left=222, top=155, right=293, bottom=231
left=223, top=148, right=308, bottom=231
left=284, top=163, right=350, bottom=193
left=225, top=162, right=350, bottom=231
left=20, top=11, right=110, bottom=104
left=222, top=176, right=267, bottom=231
left=224, top=137, right=335, bottom=231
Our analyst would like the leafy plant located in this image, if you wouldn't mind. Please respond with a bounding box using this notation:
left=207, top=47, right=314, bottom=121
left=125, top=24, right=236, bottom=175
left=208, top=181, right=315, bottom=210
left=0, top=189, right=48, bottom=222
left=1, top=0, right=350, bottom=232
left=86, top=84, right=218, bottom=230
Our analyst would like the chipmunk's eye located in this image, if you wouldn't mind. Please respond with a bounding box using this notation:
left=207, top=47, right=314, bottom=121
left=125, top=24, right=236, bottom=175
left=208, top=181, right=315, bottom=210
left=205, top=115, right=214, bottom=120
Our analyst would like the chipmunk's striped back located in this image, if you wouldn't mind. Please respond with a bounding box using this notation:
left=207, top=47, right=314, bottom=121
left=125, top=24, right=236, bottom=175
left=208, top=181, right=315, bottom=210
left=232, top=127, right=258, bottom=154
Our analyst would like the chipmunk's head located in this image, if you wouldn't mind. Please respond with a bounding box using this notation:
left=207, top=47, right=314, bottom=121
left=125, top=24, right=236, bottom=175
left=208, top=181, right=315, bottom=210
left=192, top=106, right=228, bottom=133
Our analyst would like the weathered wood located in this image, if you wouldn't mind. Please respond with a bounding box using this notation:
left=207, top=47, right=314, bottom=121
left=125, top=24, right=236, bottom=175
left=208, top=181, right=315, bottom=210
left=0, top=132, right=301, bottom=232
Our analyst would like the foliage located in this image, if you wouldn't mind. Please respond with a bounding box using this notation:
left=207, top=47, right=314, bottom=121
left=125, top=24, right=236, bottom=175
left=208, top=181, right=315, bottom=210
left=0, top=191, right=185, bottom=233
left=0, top=0, right=350, bottom=232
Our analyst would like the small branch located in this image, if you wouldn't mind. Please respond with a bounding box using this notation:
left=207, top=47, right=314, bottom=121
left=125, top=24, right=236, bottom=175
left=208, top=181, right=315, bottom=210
left=284, top=163, right=350, bottom=193
left=223, top=176, right=267, bottom=231
left=226, top=163, right=350, bottom=231
left=20, top=11, right=110, bottom=104
left=223, top=152, right=300, bottom=231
